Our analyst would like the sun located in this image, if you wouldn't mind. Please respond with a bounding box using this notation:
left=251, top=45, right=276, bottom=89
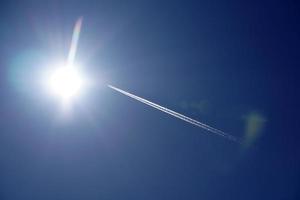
left=48, top=65, right=83, bottom=100
left=43, top=18, right=86, bottom=105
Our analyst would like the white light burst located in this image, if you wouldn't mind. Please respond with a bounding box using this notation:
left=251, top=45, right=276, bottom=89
left=48, top=65, right=83, bottom=101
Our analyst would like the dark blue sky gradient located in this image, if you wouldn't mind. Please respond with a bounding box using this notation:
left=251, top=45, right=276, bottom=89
left=0, top=0, right=299, bottom=199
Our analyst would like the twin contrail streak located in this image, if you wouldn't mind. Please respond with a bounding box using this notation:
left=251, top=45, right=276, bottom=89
left=108, top=85, right=240, bottom=143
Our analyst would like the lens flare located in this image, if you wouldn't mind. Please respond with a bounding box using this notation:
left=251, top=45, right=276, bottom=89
left=68, top=17, right=83, bottom=66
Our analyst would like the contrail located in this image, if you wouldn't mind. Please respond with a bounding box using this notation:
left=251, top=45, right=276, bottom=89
left=108, top=85, right=240, bottom=143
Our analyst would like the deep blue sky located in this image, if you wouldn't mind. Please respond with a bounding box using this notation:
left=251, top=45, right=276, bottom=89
left=0, top=0, right=299, bottom=199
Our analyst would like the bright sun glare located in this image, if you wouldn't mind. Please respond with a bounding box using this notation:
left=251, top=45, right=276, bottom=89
left=48, top=65, right=83, bottom=100
left=45, top=18, right=86, bottom=104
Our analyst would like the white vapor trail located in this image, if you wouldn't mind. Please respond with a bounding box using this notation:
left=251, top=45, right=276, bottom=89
left=108, top=85, right=240, bottom=143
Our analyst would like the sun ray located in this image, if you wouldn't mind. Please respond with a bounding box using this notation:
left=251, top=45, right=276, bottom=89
left=67, top=17, right=83, bottom=66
